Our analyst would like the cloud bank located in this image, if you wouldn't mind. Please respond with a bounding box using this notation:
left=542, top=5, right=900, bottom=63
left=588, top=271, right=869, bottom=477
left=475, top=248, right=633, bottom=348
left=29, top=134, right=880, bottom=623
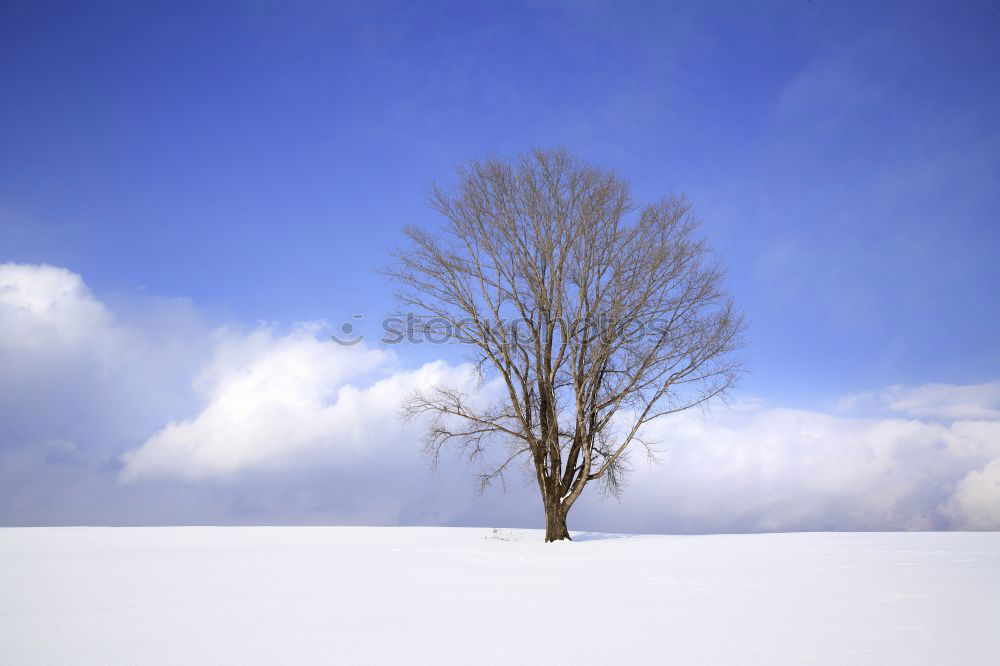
left=120, top=327, right=483, bottom=482
left=1, top=263, right=998, bottom=531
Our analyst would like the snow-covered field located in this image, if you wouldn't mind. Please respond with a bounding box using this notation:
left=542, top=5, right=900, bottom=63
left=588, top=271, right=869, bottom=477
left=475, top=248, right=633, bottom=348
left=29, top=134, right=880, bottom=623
left=1, top=527, right=998, bottom=665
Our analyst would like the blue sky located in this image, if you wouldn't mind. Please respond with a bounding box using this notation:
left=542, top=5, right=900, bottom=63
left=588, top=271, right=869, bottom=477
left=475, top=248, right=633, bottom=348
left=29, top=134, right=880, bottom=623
left=2, top=1, right=999, bottom=529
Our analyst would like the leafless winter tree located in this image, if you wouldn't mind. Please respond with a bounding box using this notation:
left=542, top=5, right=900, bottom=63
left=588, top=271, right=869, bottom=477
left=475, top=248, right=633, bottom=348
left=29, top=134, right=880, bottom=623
left=385, top=149, right=745, bottom=541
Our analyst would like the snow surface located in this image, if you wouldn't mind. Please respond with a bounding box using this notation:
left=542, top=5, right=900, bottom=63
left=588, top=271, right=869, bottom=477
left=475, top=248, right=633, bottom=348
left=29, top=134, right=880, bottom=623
left=1, top=527, right=998, bottom=665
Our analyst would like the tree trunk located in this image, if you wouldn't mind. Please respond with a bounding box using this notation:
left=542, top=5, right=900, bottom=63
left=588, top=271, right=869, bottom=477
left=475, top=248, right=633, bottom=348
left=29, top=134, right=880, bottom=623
left=544, top=500, right=571, bottom=542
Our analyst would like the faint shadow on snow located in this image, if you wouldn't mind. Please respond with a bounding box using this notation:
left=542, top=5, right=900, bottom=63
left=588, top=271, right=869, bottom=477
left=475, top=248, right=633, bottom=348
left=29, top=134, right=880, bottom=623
left=571, top=532, right=641, bottom=542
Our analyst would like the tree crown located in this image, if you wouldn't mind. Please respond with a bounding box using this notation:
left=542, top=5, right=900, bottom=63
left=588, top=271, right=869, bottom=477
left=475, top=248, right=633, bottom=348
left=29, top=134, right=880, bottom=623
left=385, top=148, right=744, bottom=519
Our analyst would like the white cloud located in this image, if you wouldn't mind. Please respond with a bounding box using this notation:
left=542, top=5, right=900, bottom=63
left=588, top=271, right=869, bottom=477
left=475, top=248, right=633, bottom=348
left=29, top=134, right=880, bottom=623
left=2, top=262, right=999, bottom=531
left=120, top=325, right=480, bottom=481
left=838, top=382, right=1000, bottom=421
left=942, top=459, right=1000, bottom=530
left=0, top=262, right=126, bottom=364
left=589, top=402, right=1000, bottom=532
left=881, top=382, right=1000, bottom=422
left=0, top=264, right=215, bottom=524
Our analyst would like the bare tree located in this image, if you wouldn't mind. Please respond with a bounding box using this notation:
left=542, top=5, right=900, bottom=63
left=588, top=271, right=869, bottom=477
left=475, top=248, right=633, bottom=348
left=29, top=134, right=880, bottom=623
left=385, top=148, right=744, bottom=541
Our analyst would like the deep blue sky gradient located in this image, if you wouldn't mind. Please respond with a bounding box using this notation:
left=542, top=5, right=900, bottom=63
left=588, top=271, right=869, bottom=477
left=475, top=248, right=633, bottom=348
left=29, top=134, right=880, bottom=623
left=3, top=0, right=999, bottom=407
